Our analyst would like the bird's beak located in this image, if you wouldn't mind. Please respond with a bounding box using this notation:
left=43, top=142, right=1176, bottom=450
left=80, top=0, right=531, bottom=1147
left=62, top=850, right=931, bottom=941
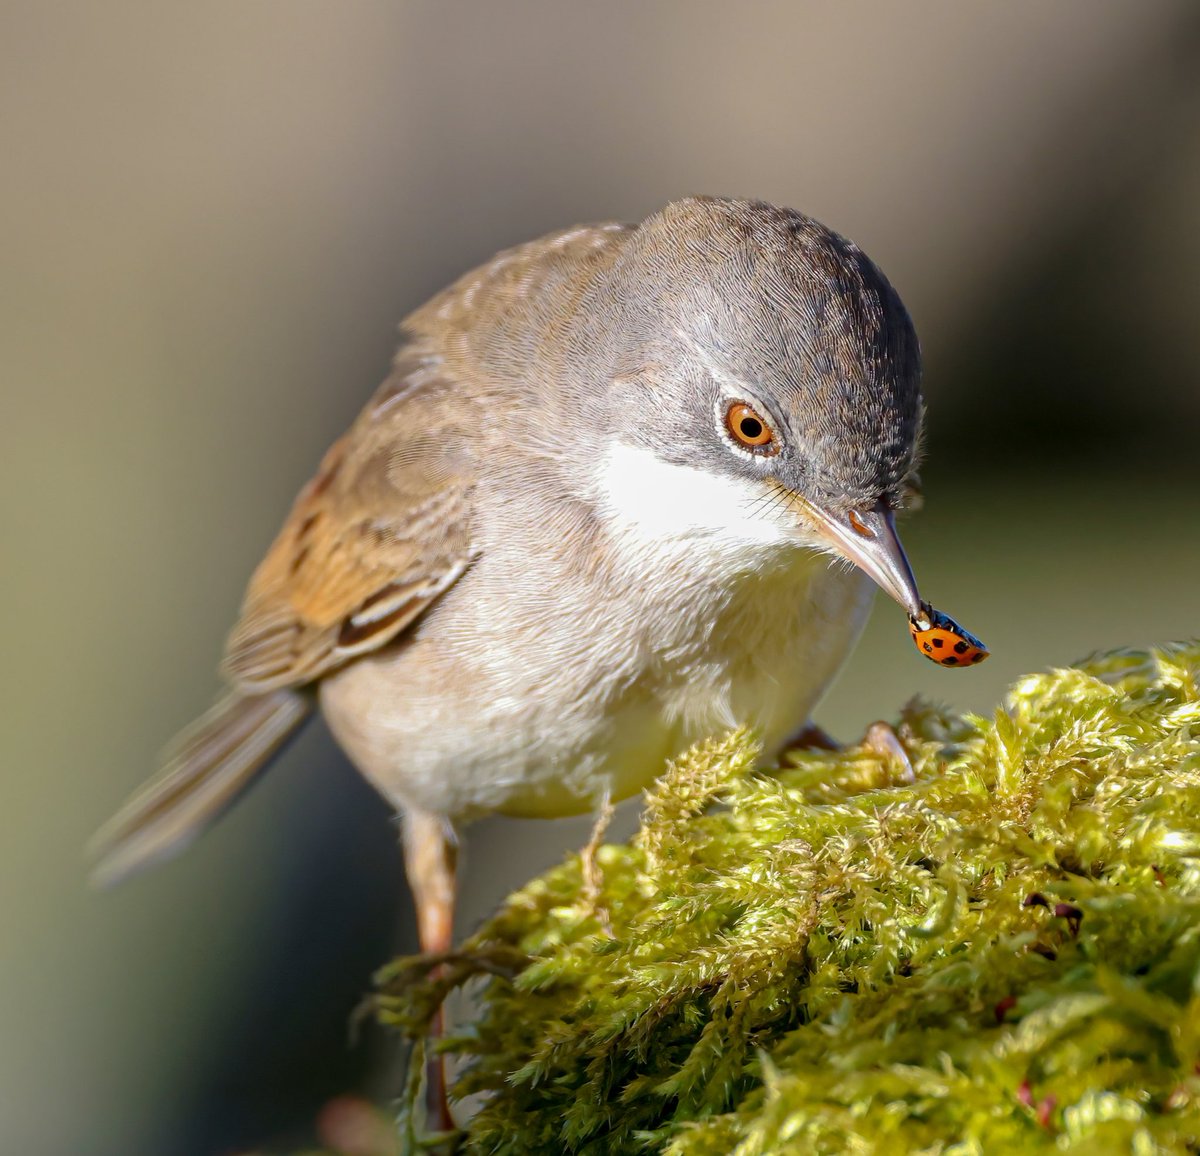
left=804, top=499, right=922, bottom=617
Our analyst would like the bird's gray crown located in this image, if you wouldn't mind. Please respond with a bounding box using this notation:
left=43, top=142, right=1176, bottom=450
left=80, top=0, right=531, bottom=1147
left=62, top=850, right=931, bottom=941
left=581, top=196, right=923, bottom=510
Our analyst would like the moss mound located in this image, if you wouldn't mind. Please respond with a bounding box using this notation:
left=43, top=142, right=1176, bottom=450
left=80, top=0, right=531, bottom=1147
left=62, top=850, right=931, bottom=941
left=379, top=643, right=1200, bottom=1154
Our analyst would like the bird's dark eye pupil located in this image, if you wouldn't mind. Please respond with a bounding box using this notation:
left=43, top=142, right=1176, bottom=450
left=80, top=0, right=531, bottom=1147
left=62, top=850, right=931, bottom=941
left=739, top=417, right=763, bottom=439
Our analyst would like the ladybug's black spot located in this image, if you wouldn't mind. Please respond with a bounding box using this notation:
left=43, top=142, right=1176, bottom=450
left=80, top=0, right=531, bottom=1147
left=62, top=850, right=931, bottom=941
left=923, top=642, right=932, bottom=653
left=954, top=640, right=969, bottom=654
left=943, top=656, right=959, bottom=665
left=932, top=638, right=944, bottom=649
left=972, top=652, right=985, bottom=663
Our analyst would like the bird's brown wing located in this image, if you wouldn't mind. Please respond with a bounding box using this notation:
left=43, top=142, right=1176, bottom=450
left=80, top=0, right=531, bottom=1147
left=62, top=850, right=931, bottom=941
left=222, top=350, right=475, bottom=692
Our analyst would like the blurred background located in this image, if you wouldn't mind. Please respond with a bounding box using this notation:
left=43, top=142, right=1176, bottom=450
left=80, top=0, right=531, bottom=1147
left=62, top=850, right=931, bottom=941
left=4, top=2, right=1200, bottom=1152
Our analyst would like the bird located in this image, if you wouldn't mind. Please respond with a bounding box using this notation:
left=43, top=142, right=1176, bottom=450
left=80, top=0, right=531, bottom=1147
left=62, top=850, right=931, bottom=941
left=91, top=195, right=926, bottom=1128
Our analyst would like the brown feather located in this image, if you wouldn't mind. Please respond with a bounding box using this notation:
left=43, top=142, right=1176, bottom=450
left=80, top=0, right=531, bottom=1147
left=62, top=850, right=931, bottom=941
left=221, top=350, right=475, bottom=692
left=89, top=689, right=311, bottom=886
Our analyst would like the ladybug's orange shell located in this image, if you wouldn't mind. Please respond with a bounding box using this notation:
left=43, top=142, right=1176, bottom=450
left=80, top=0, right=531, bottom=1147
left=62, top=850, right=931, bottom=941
left=908, top=608, right=988, bottom=668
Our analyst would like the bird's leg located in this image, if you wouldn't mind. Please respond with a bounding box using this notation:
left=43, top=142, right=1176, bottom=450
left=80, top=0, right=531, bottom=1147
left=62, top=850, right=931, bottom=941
left=402, top=808, right=458, bottom=1134
left=783, top=719, right=914, bottom=783
left=580, top=787, right=614, bottom=932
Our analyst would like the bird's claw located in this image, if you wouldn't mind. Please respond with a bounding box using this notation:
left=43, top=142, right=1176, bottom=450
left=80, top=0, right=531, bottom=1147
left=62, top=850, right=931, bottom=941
left=783, top=719, right=915, bottom=783
left=860, top=720, right=915, bottom=783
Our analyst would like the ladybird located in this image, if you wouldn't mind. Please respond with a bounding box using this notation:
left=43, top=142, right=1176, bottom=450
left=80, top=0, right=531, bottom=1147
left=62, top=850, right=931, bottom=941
left=908, top=602, right=989, bottom=667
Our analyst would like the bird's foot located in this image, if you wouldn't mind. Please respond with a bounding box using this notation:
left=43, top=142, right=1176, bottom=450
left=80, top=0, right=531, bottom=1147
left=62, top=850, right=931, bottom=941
left=860, top=720, right=915, bottom=784
left=783, top=722, right=841, bottom=752
left=783, top=719, right=915, bottom=783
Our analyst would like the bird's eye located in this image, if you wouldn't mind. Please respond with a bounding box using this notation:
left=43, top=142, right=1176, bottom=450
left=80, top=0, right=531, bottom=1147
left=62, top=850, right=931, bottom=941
left=724, top=402, right=778, bottom=454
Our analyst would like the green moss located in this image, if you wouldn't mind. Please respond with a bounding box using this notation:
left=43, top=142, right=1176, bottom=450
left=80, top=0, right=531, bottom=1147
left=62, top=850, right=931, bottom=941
left=378, top=643, right=1200, bottom=1154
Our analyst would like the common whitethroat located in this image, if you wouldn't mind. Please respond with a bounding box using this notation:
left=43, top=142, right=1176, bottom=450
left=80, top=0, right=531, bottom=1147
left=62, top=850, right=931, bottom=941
left=94, top=196, right=935, bottom=1124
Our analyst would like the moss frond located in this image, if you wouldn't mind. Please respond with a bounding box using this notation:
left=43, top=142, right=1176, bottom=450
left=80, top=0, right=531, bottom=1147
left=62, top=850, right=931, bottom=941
left=378, top=642, right=1200, bottom=1154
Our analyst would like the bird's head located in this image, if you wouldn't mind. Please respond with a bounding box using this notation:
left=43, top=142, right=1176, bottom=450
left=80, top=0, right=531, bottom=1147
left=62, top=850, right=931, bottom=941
left=580, top=196, right=925, bottom=615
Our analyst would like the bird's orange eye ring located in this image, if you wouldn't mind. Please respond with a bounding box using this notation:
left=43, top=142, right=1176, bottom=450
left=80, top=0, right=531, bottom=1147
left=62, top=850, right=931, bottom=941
left=725, top=402, right=778, bottom=454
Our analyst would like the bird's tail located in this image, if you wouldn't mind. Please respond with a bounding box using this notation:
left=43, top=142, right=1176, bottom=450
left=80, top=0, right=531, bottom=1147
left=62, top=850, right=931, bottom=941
left=89, top=688, right=313, bottom=887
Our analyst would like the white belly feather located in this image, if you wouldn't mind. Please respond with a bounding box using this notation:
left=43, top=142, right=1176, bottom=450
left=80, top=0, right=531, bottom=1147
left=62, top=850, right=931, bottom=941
left=320, top=442, right=874, bottom=821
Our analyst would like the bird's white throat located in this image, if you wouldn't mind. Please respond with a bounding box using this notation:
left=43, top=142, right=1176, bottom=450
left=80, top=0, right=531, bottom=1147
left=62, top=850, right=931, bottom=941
left=595, top=441, right=796, bottom=562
